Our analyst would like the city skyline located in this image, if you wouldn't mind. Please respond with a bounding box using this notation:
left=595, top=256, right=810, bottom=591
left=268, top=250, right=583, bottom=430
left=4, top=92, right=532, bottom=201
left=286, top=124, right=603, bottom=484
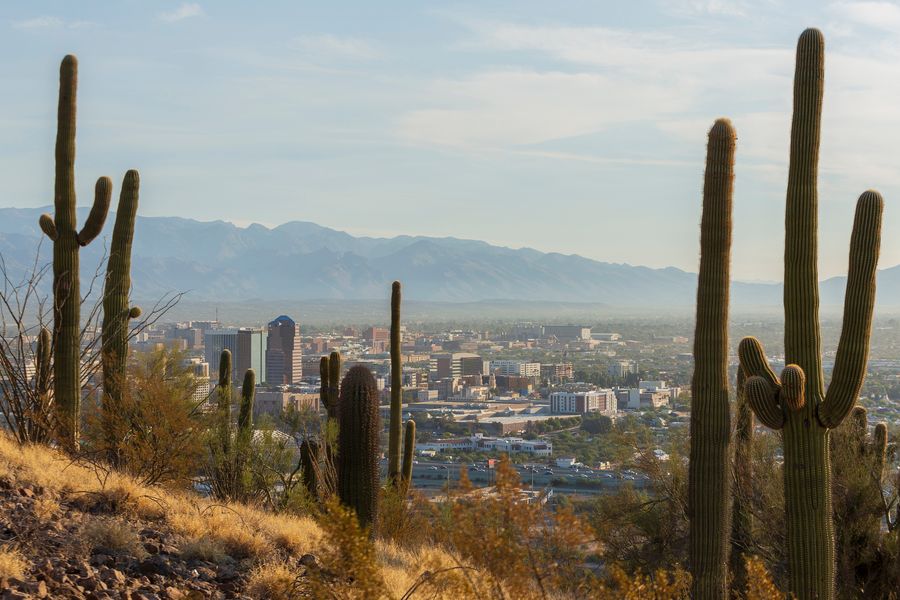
left=1, top=2, right=899, bottom=282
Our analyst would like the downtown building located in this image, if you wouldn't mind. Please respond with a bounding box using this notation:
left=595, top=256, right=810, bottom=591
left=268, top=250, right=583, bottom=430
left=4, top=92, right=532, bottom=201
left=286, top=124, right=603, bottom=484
left=549, top=389, right=617, bottom=416
left=204, top=328, right=267, bottom=384
left=489, top=360, right=541, bottom=378
left=266, top=315, right=302, bottom=385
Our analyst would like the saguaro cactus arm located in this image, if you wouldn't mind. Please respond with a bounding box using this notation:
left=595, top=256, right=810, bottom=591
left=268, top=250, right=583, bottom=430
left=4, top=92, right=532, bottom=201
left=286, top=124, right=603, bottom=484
left=77, top=177, right=112, bottom=246
left=39, top=214, right=57, bottom=240
left=819, top=191, right=883, bottom=428
left=783, top=28, right=826, bottom=397
left=738, top=337, right=785, bottom=429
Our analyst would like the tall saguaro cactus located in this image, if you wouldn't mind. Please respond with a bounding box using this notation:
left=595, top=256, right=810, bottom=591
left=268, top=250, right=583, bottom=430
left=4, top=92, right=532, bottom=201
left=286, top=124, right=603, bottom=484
left=101, top=170, right=141, bottom=463
left=337, top=365, right=381, bottom=530
left=388, top=281, right=403, bottom=484
left=687, top=118, right=736, bottom=599
left=39, top=55, right=111, bottom=450
left=738, top=29, right=883, bottom=600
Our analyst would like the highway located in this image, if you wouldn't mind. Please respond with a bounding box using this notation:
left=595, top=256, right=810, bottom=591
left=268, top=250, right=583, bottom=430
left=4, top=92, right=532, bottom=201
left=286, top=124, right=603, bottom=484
left=404, top=460, right=649, bottom=495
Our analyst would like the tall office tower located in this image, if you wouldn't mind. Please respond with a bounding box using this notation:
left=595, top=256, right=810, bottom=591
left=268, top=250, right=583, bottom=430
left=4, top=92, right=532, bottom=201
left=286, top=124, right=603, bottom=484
left=205, top=327, right=267, bottom=384
left=266, top=315, right=302, bottom=385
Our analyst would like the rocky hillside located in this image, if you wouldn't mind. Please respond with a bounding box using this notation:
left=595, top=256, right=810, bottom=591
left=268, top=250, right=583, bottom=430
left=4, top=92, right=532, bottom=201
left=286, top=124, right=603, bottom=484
left=0, top=434, right=450, bottom=600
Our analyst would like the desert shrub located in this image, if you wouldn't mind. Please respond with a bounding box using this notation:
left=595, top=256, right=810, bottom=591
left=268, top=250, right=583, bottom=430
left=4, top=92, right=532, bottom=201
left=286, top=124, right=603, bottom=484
left=179, top=537, right=228, bottom=563
left=247, top=561, right=297, bottom=600
left=83, top=347, right=206, bottom=487
left=432, top=455, right=595, bottom=599
left=0, top=546, right=27, bottom=580
left=304, top=496, right=390, bottom=599
left=82, top=517, right=146, bottom=557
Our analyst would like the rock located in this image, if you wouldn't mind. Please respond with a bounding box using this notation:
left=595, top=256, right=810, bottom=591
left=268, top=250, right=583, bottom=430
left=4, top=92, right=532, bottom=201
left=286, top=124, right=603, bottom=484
left=143, top=542, right=160, bottom=555
left=90, top=554, right=113, bottom=568
left=300, top=553, right=321, bottom=569
left=137, top=556, right=175, bottom=578
left=163, top=588, right=184, bottom=600
left=22, top=581, right=48, bottom=598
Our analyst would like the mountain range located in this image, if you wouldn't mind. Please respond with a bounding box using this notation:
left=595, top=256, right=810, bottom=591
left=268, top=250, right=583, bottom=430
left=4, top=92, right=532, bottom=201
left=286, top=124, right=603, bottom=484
left=1, top=207, right=898, bottom=308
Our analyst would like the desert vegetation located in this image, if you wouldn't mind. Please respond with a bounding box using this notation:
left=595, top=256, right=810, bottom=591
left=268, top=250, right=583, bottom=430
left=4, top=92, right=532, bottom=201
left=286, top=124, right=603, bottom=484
left=0, top=26, right=899, bottom=600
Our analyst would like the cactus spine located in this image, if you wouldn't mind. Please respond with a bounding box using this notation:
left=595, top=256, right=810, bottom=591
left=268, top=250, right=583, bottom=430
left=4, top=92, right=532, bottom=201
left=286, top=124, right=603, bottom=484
left=401, top=419, right=416, bottom=493
left=388, top=281, right=403, bottom=485
left=687, top=118, right=736, bottom=599
left=101, top=169, right=141, bottom=464
left=738, top=29, right=883, bottom=600
left=40, top=55, right=111, bottom=450
left=337, top=365, right=381, bottom=530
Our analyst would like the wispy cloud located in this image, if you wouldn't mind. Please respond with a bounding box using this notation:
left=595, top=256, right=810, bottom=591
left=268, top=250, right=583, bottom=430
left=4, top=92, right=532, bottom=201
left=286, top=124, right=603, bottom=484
left=13, top=16, right=96, bottom=30
left=661, top=0, right=753, bottom=16
left=829, top=1, right=900, bottom=32
left=289, top=34, right=383, bottom=61
left=400, top=18, right=900, bottom=198
left=159, top=3, right=204, bottom=23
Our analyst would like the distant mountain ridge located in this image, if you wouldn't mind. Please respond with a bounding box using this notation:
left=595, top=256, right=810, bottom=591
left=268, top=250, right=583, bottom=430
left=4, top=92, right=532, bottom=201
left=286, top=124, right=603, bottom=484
left=1, top=207, right=898, bottom=307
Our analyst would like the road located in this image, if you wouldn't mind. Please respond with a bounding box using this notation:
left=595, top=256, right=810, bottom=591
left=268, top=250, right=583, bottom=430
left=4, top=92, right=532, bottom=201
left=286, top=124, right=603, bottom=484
left=404, top=460, right=648, bottom=496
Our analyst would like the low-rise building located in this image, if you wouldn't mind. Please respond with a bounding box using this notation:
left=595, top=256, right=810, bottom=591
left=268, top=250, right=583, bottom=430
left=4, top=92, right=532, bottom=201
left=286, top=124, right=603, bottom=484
left=417, top=433, right=552, bottom=456
left=549, top=390, right=616, bottom=416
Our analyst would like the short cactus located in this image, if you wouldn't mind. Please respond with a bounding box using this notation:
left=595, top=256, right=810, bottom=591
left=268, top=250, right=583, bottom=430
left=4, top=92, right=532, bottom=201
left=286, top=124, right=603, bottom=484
left=328, top=350, right=341, bottom=419
left=337, top=365, right=381, bottom=530
left=300, top=439, right=319, bottom=499
left=217, top=349, right=233, bottom=456
left=388, top=280, right=403, bottom=485
left=319, top=355, right=330, bottom=415
left=401, top=419, right=416, bottom=493
left=687, top=118, right=736, bottom=599
left=238, top=368, right=255, bottom=434
left=40, top=55, right=112, bottom=450
left=101, top=169, right=141, bottom=464
left=738, top=29, right=883, bottom=600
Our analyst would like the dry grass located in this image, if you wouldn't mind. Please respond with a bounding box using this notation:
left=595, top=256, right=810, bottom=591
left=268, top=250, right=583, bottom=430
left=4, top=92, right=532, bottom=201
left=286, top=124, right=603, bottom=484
left=0, top=432, right=462, bottom=597
left=179, top=536, right=228, bottom=563
left=82, top=517, right=146, bottom=557
left=246, top=561, right=298, bottom=600
left=32, top=497, right=60, bottom=522
left=0, top=546, right=27, bottom=580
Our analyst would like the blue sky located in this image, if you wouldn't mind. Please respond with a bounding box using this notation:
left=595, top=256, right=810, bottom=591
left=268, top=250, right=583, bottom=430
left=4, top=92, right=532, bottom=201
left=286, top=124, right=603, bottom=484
left=1, top=1, right=899, bottom=282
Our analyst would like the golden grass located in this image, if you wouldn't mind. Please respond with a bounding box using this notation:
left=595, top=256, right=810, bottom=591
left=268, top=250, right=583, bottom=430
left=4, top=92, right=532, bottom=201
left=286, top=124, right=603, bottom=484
left=0, top=432, right=463, bottom=598
left=32, top=497, right=60, bottom=522
left=246, top=561, right=297, bottom=600
left=179, top=537, right=227, bottom=563
left=82, top=517, right=146, bottom=557
left=0, top=546, right=27, bottom=580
